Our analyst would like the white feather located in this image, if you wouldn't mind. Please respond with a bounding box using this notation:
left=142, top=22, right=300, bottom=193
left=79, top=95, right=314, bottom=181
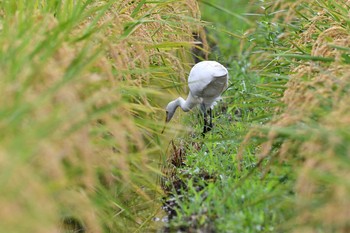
left=165, top=61, right=228, bottom=123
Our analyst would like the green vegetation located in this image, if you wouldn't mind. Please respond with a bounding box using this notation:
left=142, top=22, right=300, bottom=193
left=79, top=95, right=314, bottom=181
left=1, top=0, right=349, bottom=232
left=163, top=0, right=350, bottom=232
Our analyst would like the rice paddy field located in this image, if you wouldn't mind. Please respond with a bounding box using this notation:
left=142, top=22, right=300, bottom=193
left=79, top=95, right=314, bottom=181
left=0, top=0, right=349, bottom=232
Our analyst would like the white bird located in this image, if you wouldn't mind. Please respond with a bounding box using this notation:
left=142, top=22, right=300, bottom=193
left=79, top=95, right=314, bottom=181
left=165, top=61, right=228, bottom=135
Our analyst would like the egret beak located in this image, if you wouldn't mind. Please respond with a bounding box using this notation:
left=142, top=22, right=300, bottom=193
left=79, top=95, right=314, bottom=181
left=165, top=111, right=171, bottom=123
left=161, top=111, right=169, bottom=134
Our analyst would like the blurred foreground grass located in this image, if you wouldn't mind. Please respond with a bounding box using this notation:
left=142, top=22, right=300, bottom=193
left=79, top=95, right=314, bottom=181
left=0, top=0, right=204, bottom=232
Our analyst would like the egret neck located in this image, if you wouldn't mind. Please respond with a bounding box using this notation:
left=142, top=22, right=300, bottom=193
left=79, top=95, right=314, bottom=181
left=165, top=93, right=198, bottom=123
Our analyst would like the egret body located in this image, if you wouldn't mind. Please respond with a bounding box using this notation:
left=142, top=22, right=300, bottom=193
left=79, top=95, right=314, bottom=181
left=165, top=61, right=228, bottom=134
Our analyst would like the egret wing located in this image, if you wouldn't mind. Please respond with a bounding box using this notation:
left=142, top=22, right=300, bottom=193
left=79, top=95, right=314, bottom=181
left=188, top=61, right=228, bottom=98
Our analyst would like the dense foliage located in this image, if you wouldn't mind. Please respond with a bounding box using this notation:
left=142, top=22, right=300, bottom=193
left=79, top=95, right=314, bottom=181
left=0, top=0, right=201, bottom=232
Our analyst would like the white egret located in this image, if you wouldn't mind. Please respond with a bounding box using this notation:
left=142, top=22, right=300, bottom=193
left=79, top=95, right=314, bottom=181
left=165, top=61, right=228, bottom=135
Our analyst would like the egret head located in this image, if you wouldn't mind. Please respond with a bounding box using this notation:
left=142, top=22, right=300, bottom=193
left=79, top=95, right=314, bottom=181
left=165, top=100, right=178, bottom=123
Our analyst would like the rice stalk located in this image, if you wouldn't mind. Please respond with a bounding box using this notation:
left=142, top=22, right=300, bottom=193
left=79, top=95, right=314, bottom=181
left=239, top=0, right=350, bottom=231
left=0, top=0, right=204, bottom=232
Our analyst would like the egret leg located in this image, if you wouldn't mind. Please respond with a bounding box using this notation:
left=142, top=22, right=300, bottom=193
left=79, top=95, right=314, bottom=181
left=209, top=108, right=213, bottom=129
left=201, top=103, right=208, bottom=136
left=201, top=104, right=213, bottom=135
left=202, top=114, right=208, bottom=136
left=203, top=108, right=213, bottom=134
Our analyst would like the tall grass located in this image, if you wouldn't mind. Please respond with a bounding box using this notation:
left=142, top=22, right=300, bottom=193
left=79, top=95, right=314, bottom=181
left=0, top=0, right=203, bottom=232
left=240, top=0, right=350, bottom=232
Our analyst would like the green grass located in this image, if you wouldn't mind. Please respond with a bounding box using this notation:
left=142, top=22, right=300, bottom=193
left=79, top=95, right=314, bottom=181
left=162, top=0, right=350, bottom=232
left=163, top=66, right=293, bottom=232
left=164, top=122, right=294, bottom=232
left=199, top=0, right=252, bottom=63
left=162, top=1, right=295, bottom=225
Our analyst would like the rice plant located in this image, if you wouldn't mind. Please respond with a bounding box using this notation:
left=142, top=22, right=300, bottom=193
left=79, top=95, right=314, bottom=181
left=0, top=0, right=204, bottom=232
left=248, top=1, right=350, bottom=232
